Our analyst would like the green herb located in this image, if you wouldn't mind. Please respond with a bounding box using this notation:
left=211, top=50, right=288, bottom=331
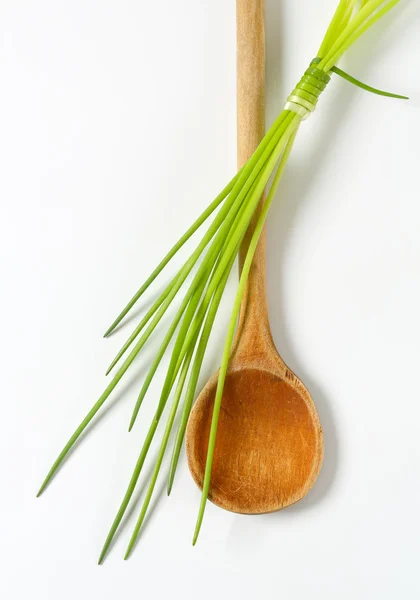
left=37, top=0, right=407, bottom=563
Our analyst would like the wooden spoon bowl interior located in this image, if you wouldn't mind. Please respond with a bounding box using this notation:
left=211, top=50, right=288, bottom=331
left=186, top=367, right=323, bottom=514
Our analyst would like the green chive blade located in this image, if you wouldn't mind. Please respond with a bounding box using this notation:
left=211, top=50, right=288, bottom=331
left=103, top=172, right=242, bottom=338
left=124, top=358, right=190, bottom=558
left=37, top=371, right=128, bottom=496
left=97, top=418, right=159, bottom=564
left=331, top=65, right=408, bottom=100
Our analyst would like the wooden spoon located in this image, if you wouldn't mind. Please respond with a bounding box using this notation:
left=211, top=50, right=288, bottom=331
left=185, top=0, right=323, bottom=514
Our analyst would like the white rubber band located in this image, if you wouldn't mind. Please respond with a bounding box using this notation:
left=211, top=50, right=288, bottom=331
left=284, top=101, right=311, bottom=120
left=288, top=94, right=316, bottom=113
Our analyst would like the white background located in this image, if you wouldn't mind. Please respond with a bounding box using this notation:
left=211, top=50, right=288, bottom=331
left=1, top=1, right=420, bottom=598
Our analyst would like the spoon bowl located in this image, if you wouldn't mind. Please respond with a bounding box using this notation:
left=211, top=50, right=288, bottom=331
left=187, top=349, right=323, bottom=514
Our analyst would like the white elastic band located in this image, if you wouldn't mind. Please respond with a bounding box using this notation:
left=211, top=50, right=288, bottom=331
left=284, top=100, right=312, bottom=120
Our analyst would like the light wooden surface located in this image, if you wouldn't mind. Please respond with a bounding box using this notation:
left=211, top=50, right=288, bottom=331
left=186, top=0, right=324, bottom=514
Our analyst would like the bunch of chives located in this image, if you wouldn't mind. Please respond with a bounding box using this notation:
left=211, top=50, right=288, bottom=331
left=37, top=0, right=407, bottom=562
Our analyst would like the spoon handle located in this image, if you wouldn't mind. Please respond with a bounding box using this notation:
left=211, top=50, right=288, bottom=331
left=235, top=0, right=271, bottom=355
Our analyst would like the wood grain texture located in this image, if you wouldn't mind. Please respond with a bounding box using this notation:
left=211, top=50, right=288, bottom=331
left=187, top=368, right=323, bottom=513
left=186, top=0, right=324, bottom=514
